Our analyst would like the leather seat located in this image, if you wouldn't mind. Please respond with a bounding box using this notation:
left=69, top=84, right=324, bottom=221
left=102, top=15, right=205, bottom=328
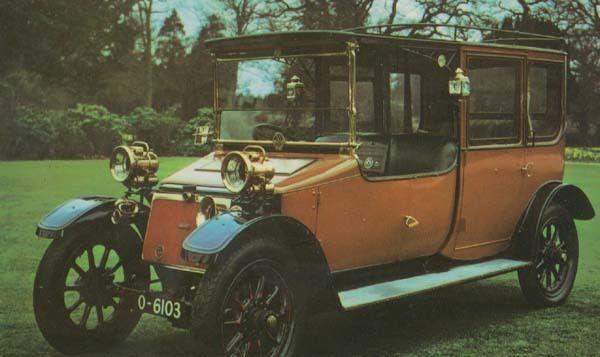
left=386, top=134, right=457, bottom=176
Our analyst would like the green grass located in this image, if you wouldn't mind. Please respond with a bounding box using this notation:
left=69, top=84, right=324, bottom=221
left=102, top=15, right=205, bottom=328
left=1, top=159, right=599, bottom=356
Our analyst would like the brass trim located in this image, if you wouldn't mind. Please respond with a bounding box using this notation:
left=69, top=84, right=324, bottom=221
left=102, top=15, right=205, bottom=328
left=161, top=263, right=206, bottom=274
left=215, top=51, right=349, bottom=62
left=454, top=237, right=511, bottom=251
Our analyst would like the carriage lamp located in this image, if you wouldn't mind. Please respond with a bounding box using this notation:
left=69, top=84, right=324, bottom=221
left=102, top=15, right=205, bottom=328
left=109, top=141, right=159, bottom=188
left=221, top=145, right=274, bottom=194
left=449, top=68, right=470, bottom=96
left=286, top=75, right=305, bottom=106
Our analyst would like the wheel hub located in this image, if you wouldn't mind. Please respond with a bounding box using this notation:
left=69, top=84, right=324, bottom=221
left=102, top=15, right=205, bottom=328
left=78, top=269, right=115, bottom=305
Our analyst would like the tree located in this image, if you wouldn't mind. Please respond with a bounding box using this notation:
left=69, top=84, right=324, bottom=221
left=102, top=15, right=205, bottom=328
left=155, top=9, right=187, bottom=111
left=132, top=0, right=155, bottom=107
left=181, top=15, right=226, bottom=119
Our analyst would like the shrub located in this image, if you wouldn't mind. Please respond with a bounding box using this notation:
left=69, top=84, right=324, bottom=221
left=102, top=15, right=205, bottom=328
left=175, top=107, right=215, bottom=156
left=66, top=104, right=125, bottom=157
left=565, top=147, right=600, bottom=163
left=2, top=108, right=58, bottom=160
left=122, top=107, right=183, bottom=156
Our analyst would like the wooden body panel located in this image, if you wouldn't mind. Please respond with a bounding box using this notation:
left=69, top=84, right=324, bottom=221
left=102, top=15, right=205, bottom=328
left=291, top=160, right=457, bottom=272
left=143, top=198, right=199, bottom=268
left=449, top=148, right=528, bottom=259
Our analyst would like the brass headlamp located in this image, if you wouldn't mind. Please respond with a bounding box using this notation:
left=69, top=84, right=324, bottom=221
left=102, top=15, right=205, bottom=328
left=109, top=141, right=159, bottom=188
left=221, top=145, right=275, bottom=194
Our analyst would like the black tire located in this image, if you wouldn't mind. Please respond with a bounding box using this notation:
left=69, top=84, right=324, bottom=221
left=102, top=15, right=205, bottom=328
left=192, top=237, right=307, bottom=357
left=33, top=225, right=149, bottom=354
left=518, top=204, right=579, bottom=307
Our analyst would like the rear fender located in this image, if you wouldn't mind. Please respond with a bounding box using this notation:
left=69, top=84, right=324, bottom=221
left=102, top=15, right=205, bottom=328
left=514, top=181, right=594, bottom=258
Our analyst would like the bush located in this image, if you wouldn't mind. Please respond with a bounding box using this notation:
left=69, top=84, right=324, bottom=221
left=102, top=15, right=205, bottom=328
left=175, top=107, right=215, bottom=156
left=66, top=104, right=125, bottom=157
left=565, top=147, right=600, bottom=163
left=2, top=108, right=58, bottom=160
left=122, top=107, right=183, bottom=156
left=1, top=104, right=212, bottom=160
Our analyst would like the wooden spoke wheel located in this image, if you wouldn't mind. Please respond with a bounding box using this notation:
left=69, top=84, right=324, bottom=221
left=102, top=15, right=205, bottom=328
left=34, top=228, right=149, bottom=354
left=518, top=204, right=579, bottom=307
left=220, top=261, right=294, bottom=356
left=192, top=238, right=306, bottom=357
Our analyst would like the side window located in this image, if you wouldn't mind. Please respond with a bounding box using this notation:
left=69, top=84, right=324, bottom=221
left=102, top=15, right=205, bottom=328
left=328, top=66, right=376, bottom=133
left=528, top=62, right=562, bottom=140
left=390, top=73, right=421, bottom=134
left=467, top=58, right=521, bottom=146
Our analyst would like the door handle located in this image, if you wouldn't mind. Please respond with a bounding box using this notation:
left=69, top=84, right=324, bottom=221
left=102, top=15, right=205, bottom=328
left=405, top=215, right=420, bottom=228
left=521, top=162, right=534, bottom=178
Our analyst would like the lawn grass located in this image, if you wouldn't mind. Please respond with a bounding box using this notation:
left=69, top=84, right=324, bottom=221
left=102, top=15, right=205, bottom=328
left=1, top=159, right=599, bottom=356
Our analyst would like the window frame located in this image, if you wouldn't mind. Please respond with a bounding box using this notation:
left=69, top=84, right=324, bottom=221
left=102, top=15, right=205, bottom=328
left=465, top=54, right=525, bottom=148
left=525, top=59, right=565, bottom=144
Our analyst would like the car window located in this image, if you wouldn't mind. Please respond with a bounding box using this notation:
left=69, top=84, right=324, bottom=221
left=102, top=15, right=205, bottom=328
left=390, top=73, right=421, bottom=134
left=528, top=62, right=562, bottom=140
left=328, top=66, right=376, bottom=133
left=467, top=57, right=521, bottom=146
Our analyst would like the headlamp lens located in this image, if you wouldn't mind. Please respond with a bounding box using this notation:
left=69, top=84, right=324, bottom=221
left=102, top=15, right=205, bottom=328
left=222, top=154, right=248, bottom=193
left=110, top=148, right=132, bottom=182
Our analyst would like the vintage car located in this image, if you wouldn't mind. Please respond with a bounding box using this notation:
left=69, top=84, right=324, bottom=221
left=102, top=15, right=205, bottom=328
left=33, top=25, right=595, bottom=356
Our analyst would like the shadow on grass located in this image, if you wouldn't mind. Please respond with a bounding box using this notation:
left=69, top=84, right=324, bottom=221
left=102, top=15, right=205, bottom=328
left=87, top=278, right=532, bottom=356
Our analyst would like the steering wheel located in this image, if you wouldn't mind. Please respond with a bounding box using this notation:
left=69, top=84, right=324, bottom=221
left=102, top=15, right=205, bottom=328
left=251, top=123, right=295, bottom=141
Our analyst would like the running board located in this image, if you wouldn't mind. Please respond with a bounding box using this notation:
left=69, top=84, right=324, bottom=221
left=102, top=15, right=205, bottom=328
left=338, top=258, right=531, bottom=310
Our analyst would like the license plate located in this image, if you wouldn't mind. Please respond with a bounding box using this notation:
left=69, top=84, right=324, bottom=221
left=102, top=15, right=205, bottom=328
left=136, top=293, right=190, bottom=321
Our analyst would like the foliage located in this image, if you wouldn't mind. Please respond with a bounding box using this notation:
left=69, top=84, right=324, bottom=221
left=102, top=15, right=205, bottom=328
left=1, top=108, right=58, bottom=160
left=565, top=147, right=600, bottom=163
left=122, top=106, right=183, bottom=155
left=1, top=104, right=214, bottom=160
left=175, top=108, right=216, bottom=156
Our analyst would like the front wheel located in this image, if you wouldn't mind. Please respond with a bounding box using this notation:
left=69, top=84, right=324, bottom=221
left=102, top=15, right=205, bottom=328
left=518, top=204, right=579, bottom=307
left=192, top=238, right=306, bottom=356
left=33, top=226, right=149, bottom=354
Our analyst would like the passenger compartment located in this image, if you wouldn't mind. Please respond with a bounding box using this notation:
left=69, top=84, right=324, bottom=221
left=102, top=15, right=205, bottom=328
left=386, top=134, right=458, bottom=176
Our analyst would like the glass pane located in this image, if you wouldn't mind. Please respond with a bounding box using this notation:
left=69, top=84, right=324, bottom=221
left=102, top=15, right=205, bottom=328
left=468, top=58, right=520, bottom=144
left=529, top=63, right=562, bottom=138
left=220, top=109, right=348, bottom=142
left=217, top=56, right=349, bottom=142
left=390, top=73, right=421, bottom=134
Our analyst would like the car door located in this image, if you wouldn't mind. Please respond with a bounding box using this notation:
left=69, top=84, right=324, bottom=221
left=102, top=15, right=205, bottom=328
left=523, top=59, right=566, bottom=195
left=453, top=54, right=529, bottom=259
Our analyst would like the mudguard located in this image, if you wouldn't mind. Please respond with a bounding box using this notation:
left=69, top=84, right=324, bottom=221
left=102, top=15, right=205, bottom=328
left=36, top=197, right=117, bottom=238
left=542, top=183, right=595, bottom=221
left=182, top=212, right=315, bottom=255
left=36, top=196, right=150, bottom=239
left=514, top=182, right=594, bottom=259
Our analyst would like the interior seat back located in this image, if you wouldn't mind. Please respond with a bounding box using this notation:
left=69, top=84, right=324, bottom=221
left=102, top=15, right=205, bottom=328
left=386, top=135, right=457, bottom=176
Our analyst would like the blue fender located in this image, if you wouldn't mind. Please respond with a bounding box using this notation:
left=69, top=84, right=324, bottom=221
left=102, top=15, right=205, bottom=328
left=182, top=212, right=316, bottom=255
left=36, top=197, right=117, bottom=238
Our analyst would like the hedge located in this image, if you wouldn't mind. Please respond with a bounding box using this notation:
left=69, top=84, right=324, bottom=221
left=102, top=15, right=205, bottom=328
left=565, top=147, right=600, bottom=163
left=1, top=104, right=213, bottom=160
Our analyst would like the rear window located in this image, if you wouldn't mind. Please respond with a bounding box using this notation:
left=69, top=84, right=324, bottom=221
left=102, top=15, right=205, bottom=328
left=528, top=62, right=563, bottom=140
left=467, top=57, right=521, bottom=146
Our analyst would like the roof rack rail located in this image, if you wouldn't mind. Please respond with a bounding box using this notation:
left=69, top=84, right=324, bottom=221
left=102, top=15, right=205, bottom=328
left=345, top=23, right=565, bottom=49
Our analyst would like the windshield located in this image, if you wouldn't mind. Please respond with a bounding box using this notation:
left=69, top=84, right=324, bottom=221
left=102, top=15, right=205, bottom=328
left=217, top=56, right=351, bottom=143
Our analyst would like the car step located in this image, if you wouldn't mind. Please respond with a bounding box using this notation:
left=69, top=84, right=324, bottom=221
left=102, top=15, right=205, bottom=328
left=337, top=258, right=531, bottom=310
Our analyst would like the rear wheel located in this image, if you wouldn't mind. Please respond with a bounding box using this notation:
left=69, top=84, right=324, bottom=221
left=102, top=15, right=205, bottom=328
left=33, top=226, right=149, bottom=354
left=518, top=204, right=579, bottom=307
left=192, top=238, right=306, bottom=356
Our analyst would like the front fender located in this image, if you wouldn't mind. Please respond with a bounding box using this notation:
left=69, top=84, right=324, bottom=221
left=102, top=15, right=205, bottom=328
left=181, top=213, right=314, bottom=255
left=36, top=197, right=117, bottom=238
left=36, top=196, right=150, bottom=239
